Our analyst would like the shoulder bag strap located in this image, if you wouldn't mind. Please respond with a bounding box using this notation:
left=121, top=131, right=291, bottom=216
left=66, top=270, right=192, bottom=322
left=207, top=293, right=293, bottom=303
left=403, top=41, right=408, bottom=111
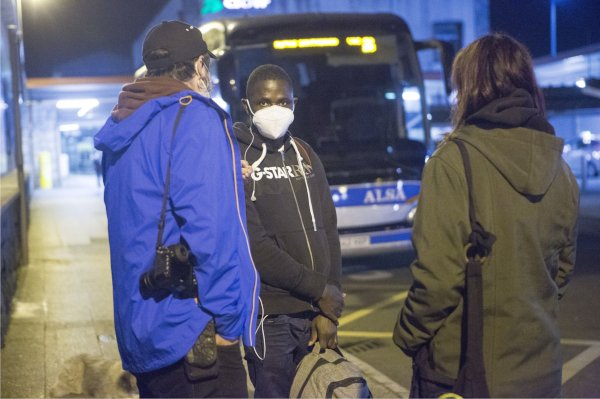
left=155, top=95, right=192, bottom=249
left=452, top=138, right=493, bottom=398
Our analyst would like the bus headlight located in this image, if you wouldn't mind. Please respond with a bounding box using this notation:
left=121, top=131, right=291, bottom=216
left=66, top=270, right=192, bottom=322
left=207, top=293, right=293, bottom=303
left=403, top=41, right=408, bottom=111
left=407, top=206, right=417, bottom=226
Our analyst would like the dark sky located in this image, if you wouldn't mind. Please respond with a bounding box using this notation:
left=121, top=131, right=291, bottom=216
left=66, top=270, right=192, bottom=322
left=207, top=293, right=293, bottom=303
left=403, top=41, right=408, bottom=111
left=490, top=0, right=600, bottom=58
left=21, top=0, right=600, bottom=78
left=22, top=0, right=167, bottom=77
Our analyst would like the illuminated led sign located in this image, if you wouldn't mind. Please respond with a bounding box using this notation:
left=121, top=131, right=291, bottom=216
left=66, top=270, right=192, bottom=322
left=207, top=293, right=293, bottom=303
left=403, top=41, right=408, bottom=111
left=273, top=37, right=340, bottom=50
left=273, top=36, right=377, bottom=53
left=346, top=36, right=377, bottom=53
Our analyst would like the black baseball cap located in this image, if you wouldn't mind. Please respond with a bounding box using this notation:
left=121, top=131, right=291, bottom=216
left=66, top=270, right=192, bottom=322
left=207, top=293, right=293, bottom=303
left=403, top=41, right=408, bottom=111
left=142, top=20, right=216, bottom=70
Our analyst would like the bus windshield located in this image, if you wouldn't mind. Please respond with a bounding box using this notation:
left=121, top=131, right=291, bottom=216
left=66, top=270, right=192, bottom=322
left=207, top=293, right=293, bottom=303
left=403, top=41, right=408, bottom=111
left=228, top=38, right=425, bottom=184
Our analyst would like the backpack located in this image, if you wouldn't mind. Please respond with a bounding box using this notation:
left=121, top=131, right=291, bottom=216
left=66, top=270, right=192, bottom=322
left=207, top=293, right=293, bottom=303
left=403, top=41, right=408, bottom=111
left=289, top=343, right=372, bottom=398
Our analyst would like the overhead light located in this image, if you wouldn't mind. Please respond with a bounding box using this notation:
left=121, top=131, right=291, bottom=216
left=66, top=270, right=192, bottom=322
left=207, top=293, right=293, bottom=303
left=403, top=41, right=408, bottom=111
left=56, top=98, right=100, bottom=118
left=402, top=89, right=421, bottom=101
left=581, top=130, right=592, bottom=145
left=56, top=99, right=99, bottom=109
left=579, top=78, right=600, bottom=99
left=77, top=104, right=97, bottom=117
left=59, top=123, right=80, bottom=132
left=575, top=78, right=586, bottom=88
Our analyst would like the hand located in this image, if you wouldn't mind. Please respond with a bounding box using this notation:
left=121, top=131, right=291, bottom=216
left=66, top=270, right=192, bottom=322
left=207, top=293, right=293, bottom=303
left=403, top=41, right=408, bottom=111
left=241, top=160, right=253, bottom=181
left=317, top=284, right=344, bottom=324
left=216, top=334, right=239, bottom=346
left=309, top=314, right=338, bottom=349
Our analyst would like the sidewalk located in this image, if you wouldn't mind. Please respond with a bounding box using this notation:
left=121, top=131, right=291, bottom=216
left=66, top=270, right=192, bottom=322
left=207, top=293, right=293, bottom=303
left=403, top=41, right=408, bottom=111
left=1, top=175, right=117, bottom=398
left=1, top=174, right=599, bottom=398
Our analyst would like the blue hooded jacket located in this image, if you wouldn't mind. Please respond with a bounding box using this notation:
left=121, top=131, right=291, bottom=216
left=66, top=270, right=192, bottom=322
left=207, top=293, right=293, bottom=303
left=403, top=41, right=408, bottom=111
left=94, top=79, right=259, bottom=373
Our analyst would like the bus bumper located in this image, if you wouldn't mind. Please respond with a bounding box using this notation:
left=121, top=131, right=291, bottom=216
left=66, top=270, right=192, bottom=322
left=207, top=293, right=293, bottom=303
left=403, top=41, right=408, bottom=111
left=339, top=227, right=413, bottom=257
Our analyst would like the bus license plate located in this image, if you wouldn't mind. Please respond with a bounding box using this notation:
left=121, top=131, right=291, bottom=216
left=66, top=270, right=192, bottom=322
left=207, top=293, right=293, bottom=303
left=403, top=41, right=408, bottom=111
left=340, top=235, right=370, bottom=248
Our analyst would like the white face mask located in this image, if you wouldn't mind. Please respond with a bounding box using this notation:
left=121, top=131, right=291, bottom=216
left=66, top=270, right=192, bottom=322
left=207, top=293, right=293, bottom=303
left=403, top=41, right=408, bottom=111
left=248, top=103, right=294, bottom=140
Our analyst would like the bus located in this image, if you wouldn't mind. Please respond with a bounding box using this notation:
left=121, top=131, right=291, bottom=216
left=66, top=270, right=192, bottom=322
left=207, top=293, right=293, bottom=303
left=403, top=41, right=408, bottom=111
left=200, top=13, right=453, bottom=256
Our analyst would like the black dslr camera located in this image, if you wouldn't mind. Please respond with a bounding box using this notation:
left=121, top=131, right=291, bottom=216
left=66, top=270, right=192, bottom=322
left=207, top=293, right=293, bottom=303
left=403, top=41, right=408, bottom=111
left=139, top=243, right=197, bottom=299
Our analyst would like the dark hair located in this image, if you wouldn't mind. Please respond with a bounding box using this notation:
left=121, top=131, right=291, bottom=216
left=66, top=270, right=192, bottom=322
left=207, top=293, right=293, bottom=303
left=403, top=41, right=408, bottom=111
left=451, top=33, right=545, bottom=128
left=145, top=49, right=209, bottom=81
left=245, top=64, right=294, bottom=97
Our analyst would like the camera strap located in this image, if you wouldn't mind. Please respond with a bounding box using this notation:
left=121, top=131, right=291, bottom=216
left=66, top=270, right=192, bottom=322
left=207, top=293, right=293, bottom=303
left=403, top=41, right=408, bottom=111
left=156, top=95, right=193, bottom=249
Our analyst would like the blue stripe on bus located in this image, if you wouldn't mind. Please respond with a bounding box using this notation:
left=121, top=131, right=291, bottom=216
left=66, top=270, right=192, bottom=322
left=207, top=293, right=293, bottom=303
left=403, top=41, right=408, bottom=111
left=370, top=231, right=413, bottom=244
left=331, top=182, right=420, bottom=207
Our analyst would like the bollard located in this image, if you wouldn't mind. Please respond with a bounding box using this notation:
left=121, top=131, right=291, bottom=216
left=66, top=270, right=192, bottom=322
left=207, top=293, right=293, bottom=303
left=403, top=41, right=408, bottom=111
left=39, top=151, right=53, bottom=189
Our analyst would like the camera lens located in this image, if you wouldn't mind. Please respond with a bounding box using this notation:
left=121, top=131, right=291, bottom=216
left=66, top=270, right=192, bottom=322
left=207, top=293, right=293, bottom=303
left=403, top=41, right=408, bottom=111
left=139, top=272, right=156, bottom=298
left=173, top=245, right=189, bottom=263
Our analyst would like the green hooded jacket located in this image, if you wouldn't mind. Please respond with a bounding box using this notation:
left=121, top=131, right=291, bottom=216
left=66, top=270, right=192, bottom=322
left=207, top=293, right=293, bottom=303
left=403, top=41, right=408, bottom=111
left=393, top=90, right=579, bottom=397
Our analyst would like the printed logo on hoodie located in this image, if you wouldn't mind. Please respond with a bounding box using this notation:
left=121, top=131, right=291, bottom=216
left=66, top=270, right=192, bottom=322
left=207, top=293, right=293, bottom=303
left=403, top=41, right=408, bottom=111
left=251, top=162, right=313, bottom=181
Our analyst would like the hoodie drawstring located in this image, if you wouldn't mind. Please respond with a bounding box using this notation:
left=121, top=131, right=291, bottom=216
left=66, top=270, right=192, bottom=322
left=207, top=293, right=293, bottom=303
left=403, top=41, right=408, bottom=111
left=250, top=143, right=267, bottom=201
left=243, top=127, right=316, bottom=232
left=290, top=138, right=317, bottom=232
left=243, top=126, right=267, bottom=202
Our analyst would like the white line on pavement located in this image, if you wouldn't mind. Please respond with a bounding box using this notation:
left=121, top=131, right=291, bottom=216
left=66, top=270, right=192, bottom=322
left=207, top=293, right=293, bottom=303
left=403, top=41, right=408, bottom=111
left=339, top=291, right=408, bottom=327
left=561, top=339, right=600, bottom=384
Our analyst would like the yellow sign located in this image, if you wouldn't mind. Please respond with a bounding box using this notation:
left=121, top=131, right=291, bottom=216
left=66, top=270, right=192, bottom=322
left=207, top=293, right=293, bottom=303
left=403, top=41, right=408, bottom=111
left=273, top=36, right=377, bottom=54
left=346, top=36, right=377, bottom=53
left=273, top=37, right=340, bottom=50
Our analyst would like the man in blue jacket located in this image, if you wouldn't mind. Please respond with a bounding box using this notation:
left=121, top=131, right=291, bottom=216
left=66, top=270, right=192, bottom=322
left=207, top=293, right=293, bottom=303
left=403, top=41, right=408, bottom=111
left=94, top=20, right=259, bottom=398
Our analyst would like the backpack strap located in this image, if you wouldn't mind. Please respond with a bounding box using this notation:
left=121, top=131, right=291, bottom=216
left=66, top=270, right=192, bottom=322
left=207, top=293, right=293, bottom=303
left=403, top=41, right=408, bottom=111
left=291, top=137, right=312, bottom=167
left=325, top=377, right=370, bottom=399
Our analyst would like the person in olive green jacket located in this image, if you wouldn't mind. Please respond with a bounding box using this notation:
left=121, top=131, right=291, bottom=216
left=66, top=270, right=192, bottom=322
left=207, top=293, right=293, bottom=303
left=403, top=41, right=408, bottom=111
left=393, top=33, right=579, bottom=398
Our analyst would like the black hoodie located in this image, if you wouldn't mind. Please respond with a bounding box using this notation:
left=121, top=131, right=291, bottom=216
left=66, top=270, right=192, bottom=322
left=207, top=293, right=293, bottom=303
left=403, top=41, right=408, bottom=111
left=234, top=122, right=341, bottom=315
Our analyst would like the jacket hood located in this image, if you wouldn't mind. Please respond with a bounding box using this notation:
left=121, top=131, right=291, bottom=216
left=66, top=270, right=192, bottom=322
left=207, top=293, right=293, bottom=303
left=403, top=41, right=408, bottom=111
left=112, top=76, right=191, bottom=122
left=454, top=90, right=564, bottom=197
left=95, top=82, right=224, bottom=154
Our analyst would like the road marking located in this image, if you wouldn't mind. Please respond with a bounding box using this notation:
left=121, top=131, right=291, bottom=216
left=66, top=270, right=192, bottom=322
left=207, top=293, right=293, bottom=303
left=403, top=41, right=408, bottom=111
left=338, top=330, right=600, bottom=386
left=339, top=288, right=600, bottom=387
left=562, top=344, right=600, bottom=383
left=561, top=338, right=600, bottom=384
left=348, top=270, right=394, bottom=281
left=342, top=348, right=410, bottom=398
left=561, top=338, right=600, bottom=347
left=339, top=291, right=407, bottom=327
left=339, top=331, right=393, bottom=338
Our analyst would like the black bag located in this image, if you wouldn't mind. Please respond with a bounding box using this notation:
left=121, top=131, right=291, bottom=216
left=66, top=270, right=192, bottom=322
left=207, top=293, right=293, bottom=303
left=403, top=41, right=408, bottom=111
left=411, top=139, right=495, bottom=398
left=184, top=320, right=219, bottom=381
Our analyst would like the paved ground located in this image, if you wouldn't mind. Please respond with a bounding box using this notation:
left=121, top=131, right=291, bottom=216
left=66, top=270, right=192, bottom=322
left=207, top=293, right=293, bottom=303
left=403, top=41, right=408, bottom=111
left=0, top=175, right=401, bottom=398
left=1, top=176, right=117, bottom=398
left=1, top=174, right=598, bottom=398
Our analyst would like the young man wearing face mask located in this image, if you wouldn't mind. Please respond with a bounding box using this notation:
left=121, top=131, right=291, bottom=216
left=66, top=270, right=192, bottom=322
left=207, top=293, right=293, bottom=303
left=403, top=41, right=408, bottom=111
left=94, top=20, right=260, bottom=398
left=234, top=64, right=344, bottom=398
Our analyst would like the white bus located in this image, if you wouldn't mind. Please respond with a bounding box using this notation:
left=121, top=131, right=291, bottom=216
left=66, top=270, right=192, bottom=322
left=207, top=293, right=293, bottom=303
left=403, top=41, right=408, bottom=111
left=199, top=13, right=453, bottom=256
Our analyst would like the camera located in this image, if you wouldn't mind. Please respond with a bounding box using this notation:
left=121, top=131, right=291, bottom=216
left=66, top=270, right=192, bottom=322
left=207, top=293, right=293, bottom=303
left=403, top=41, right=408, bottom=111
left=139, top=243, right=197, bottom=299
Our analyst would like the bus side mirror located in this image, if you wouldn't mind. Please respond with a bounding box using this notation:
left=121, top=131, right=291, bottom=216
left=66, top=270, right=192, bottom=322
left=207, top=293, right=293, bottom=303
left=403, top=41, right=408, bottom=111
left=414, top=40, right=455, bottom=96
left=216, top=53, right=239, bottom=105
